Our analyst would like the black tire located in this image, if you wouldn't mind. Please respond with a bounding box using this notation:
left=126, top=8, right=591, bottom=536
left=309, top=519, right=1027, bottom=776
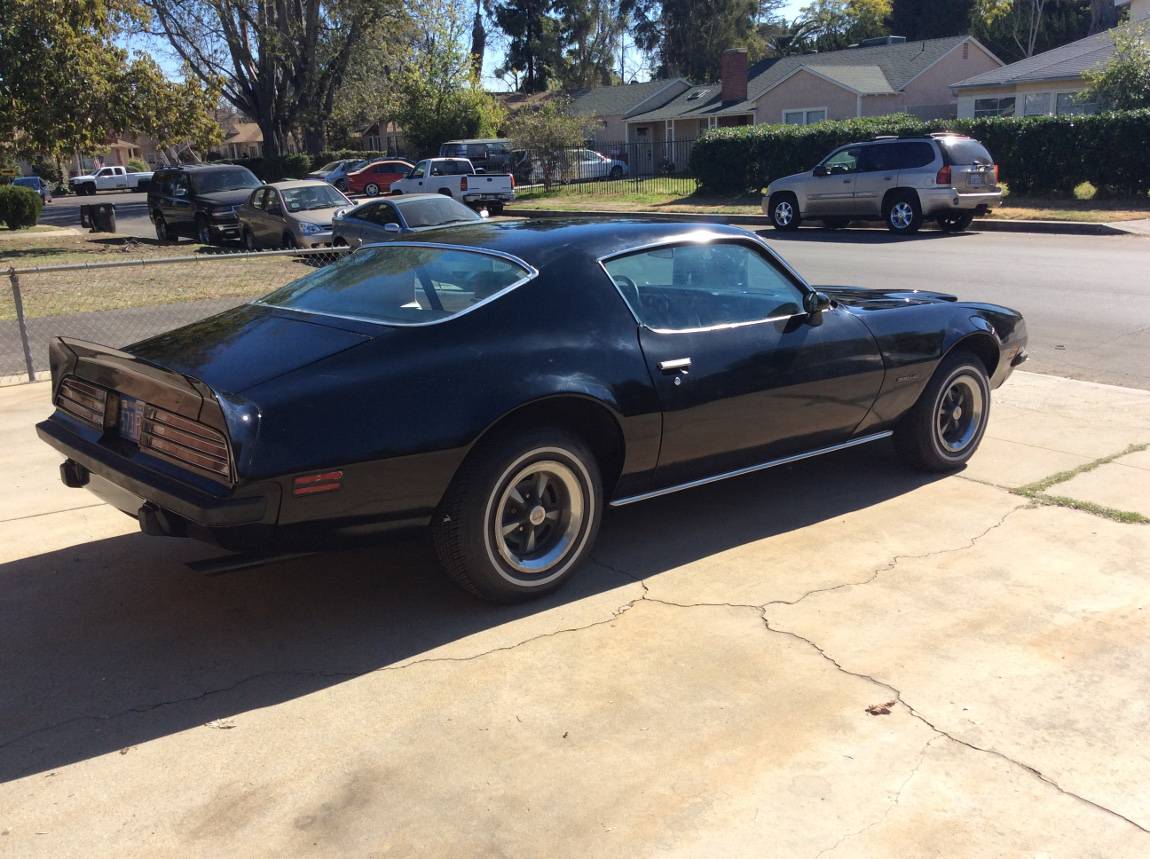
left=282, top=232, right=297, bottom=249
left=364, top=182, right=380, bottom=197
left=195, top=216, right=213, bottom=245
left=432, top=427, right=604, bottom=603
left=335, top=178, right=349, bottom=192
left=769, top=193, right=801, bottom=231
left=84, top=183, right=96, bottom=196
left=884, top=191, right=923, bottom=235
left=894, top=349, right=991, bottom=472
left=154, top=214, right=174, bottom=243
left=937, top=211, right=975, bottom=233
left=333, top=237, right=348, bottom=247
left=242, top=227, right=257, bottom=251
left=437, top=188, right=453, bottom=197
left=487, top=202, right=504, bottom=216
left=609, top=165, right=623, bottom=180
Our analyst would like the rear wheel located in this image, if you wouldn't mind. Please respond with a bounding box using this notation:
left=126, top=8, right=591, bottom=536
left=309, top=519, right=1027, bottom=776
left=884, top=191, right=923, bottom=235
left=282, top=232, right=297, bottom=249
left=937, top=211, right=975, bottom=232
left=335, top=178, right=348, bottom=192
left=242, top=228, right=257, bottom=251
left=487, top=202, right=504, bottom=216
left=432, top=427, right=603, bottom=603
left=154, top=213, right=174, bottom=243
left=894, top=349, right=991, bottom=472
left=769, top=193, right=801, bottom=231
left=364, top=182, right=380, bottom=196
left=609, top=165, right=623, bottom=180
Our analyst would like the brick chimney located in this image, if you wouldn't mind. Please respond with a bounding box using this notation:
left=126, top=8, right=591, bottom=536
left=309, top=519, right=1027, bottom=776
left=721, top=49, right=748, bottom=104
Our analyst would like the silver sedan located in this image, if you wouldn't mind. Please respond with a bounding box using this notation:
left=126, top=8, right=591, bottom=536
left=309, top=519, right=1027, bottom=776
left=238, top=180, right=353, bottom=249
left=332, top=193, right=484, bottom=248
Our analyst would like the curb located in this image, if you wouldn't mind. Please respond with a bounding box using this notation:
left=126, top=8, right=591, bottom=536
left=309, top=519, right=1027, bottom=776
left=512, top=208, right=1134, bottom=236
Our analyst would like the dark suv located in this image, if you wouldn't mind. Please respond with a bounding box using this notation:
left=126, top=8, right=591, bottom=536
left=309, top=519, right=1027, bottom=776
left=437, top=139, right=512, bottom=173
left=148, top=164, right=262, bottom=244
left=763, top=133, right=1002, bottom=235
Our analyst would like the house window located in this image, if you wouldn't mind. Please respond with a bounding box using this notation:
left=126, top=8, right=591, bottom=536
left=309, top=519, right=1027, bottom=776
left=783, top=108, right=826, bottom=125
left=1056, top=92, right=1101, bottom=115
left=1023, top=93, right=1051, bottom=116
left=636, top=127, right=648, bottom=137
left=974, top=97, right=1015, bottom=118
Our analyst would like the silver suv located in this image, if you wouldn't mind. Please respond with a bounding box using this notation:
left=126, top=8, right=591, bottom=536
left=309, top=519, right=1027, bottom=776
left=762, top=133, right=1001, bottom=235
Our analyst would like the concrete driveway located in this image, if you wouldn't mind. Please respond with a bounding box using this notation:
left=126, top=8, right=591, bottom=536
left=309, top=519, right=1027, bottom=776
left=2, top=373, right=1149, bottom=857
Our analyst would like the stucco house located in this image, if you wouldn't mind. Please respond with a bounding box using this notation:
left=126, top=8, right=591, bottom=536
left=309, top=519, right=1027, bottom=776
left=569, top=78, right=693, bottom=147
left=618, top=35, right=1002, bottom=146
left=951, top=0, right=1150, bottom=118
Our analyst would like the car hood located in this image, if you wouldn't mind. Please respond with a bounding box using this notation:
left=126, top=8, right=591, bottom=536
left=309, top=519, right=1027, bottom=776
left=817, top=286, right=958, bottom=310
left=197, top=189, right=258, bottom=207
left=126, top=303, right=372, bottom=394
left=289, top=206, right=342, bottom=226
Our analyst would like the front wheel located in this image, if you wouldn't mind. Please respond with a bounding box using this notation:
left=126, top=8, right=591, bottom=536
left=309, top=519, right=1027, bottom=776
left=769, top=193, right=801, bottom=231
left=335, top=178, right=348, bottom=192
left=154, top=214, right=174, bottom=243
left=364, top=182, right=380, bottom=196
left=432, top=428, right=603, bottom=603
left=609, top=165, right=623, bottom=180
left=894, top=350, right=991, bottom=472
left=242, top=228, right=257, bottom=251
left=937, top=211, right=975, bottom=232
left=195, top=216, right=213, bottom=245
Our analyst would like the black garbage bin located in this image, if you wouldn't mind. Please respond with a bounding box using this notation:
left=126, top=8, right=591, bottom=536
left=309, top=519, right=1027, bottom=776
left=80, top=202, right=116, bottom=233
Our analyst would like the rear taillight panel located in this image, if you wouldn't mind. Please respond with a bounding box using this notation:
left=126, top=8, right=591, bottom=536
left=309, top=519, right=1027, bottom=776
left=935, top=165, right=952, bottom=185
left=140, top=406, right=232, bottom=480
left=55, top=377, right=110, bottom=429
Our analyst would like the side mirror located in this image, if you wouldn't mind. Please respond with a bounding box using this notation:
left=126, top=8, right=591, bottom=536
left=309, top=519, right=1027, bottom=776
left=383, top=223, right=400, bottom=233
left=813, top=165, right=828, bottom=177
left=803, top=291, right=831, bottom=314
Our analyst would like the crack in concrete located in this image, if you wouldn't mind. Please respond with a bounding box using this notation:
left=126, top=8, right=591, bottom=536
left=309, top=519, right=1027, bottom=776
left=0, top=502, right=105, bottom=524
left=760, top=505, right=1023, bottom=610
left=762, top=619, right=1150, bottom=837
left=815, top=735, right=940, bottom=858
left=1076, top=325, right=1150, bottom=354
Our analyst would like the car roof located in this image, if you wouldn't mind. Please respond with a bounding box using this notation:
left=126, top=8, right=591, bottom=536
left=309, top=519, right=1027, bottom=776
left=376, top=219, right=763, bottom=268
left=156, top=163, right=253, bottom=174
left=268, top=179, right=335, bottom=189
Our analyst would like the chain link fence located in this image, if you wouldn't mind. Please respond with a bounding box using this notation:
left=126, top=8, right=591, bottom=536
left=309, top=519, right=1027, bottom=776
left=1, top=247, right=349, bottom=386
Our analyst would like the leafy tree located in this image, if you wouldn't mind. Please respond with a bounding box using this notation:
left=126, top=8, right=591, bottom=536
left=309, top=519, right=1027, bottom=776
left=886, top=0, right=975, bottom=39
left=506, top=95, right=595, bottom=187
left=493, top=0, right=562, bottom=92
left=394, top=0, right=506, bottom=156
left=143, top=0, right=403, bottom=155
left=1084, top=21, right=1150, bottom=109
left=555, top=0, right=622, bottom=88
left=0, top=0, right=221, bottom=177
left=794, top=0, right=892, bottom=52
left=971, top=0, right=1092, bottom=63
left=623, top=0, right=766, bottom=81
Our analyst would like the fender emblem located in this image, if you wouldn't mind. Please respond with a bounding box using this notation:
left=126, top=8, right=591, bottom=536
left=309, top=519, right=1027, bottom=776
left=896, top=374, right=920, bottom=383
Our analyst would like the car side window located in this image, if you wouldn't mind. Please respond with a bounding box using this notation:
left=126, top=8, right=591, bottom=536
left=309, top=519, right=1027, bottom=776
left=351, top=203, right=379, bottom=221
left=822, top=148, right=860, bottom=175
left=411, top=162, right=426, bottom=179
left=265, top=192, right=283, bottom=216
left=859, top=143, right=899, bottom=172
left=894, top=141, right=936, bottom=170
left=603, top=242, right=805, bottom=331
left=172, top=174, right=189, bottom=197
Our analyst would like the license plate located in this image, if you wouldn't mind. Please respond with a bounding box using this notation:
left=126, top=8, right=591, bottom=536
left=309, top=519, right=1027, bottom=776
left=119, top=395, right=145, bottom=442
left=969, top=174, right=982, bottom=186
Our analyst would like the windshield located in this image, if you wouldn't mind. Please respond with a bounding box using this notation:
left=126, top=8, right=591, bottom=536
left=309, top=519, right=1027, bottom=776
left=281, top=184, right=351, bottom=212
left=257, top=245, right=532, bottom=325
left=13, top=177, right=36, bottom=188
left=190, top=168, right=261, bottom=194
left=395, top=196, right=481, bottom=228
left=316, top=161, right=345, bottom=173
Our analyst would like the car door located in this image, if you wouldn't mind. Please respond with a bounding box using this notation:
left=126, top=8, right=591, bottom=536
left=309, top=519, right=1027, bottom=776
left=243, top=189, right=268, bottom=246
left=362, top=200, right=403, bottom=243
left=804, top=146, right=861, bottom=217
left=852, top=142, right=900, bottom=217
left=260, top=190, right=286, bottom=245
left=167, top=172, right=194, bottom=235
left=602, top=241, right=886, bottom=489
left=340, top=202, right=379, bottom=246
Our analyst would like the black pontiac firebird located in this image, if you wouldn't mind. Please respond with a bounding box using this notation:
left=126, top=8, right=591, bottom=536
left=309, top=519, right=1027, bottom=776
left=38, top=220, right=1027, bottom=602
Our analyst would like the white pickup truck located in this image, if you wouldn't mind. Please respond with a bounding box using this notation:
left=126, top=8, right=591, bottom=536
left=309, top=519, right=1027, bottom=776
left=70, top=166, right=154, bottom=195
left=389, top=158, right=514, bottom=214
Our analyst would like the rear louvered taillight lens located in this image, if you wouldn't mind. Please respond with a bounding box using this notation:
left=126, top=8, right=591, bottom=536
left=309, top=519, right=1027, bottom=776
left=936, top=165, right=952, bottom=185
left=140, top=406, right=231, bottom=479
left=994, top=165, right=999, bottom=183
left=56, top=377, right=109, bottom=427
left=461, top=175, right=468, bottom=192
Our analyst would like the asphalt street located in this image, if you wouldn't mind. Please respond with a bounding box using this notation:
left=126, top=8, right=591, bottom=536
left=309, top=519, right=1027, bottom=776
left=37, top=190, right=155, bottom=239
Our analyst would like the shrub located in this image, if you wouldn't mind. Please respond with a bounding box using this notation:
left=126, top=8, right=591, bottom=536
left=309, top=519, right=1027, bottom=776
left=0, top=184, right=44, bottom=229
left=215, top=153, right=313, bottom=182
left=127, top=158, right=149, bottom=173
left=689, top=109, right=1150, bottom=197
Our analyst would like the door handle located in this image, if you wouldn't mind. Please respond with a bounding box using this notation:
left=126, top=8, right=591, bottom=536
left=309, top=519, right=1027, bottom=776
left=658, top=358, right=691, bottom=373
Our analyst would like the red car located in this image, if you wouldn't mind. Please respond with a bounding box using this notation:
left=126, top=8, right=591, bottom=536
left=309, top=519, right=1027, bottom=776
left=345, top=160, right=414, bottom=197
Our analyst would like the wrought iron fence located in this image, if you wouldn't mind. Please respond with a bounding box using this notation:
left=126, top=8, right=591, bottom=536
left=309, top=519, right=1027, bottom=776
left=1, top=247, right=349, bottom=386
left=510, top=138, right=700, bottom=198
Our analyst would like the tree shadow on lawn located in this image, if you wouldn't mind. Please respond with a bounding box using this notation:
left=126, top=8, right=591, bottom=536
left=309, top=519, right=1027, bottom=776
left=0, top=440, right=947, bottom=781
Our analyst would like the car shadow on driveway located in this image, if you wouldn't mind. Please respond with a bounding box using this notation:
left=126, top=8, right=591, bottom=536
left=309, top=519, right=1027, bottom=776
left=0, top=441, right=945, bottom=782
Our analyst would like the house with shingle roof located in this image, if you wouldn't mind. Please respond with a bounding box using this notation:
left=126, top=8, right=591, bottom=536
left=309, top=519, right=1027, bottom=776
left=570, top=78, right=693, bottom=147
left=950, top=0, right=1149, bottom=118
left=621, top=36, right=1003, bottom=146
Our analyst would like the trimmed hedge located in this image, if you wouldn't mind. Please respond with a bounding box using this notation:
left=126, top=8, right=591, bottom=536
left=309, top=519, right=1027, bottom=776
left=0, top=184, right=44, bottom=230
left=689, top=109, right=1150, bottom=197
left=214, top=153, right=314, bottom=182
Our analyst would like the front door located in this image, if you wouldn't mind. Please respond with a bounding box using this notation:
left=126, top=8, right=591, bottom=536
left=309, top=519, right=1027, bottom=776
left=602, top=241, right=886, bottom=489
left=805, top=146, right=861, bottom=217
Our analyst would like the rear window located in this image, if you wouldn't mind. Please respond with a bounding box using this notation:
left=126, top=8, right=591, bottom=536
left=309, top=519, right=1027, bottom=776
left=939, top=137, right=994, bottom=165
left=257, top=245, right=534, bottom=325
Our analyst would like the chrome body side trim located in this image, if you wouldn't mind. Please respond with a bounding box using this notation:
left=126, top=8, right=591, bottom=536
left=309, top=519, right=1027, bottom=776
left=609, top=431, right=894, bottom=507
